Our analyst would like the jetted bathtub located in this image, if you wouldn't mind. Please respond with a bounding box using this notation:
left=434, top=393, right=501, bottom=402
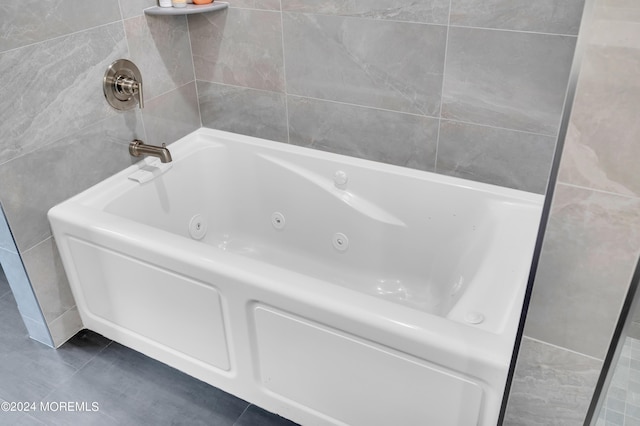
left=48, top=128, right=542, bottom=426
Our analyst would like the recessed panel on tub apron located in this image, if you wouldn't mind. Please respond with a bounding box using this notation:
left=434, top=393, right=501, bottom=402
left=67, top=237, right=230, bottom=371
left=252, top=305, right=483, bottom=426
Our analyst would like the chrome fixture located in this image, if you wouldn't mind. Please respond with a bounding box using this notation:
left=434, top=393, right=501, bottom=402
left=103, top=59, right=144, bottom=110
left=129, top=140, right=172, bottom=163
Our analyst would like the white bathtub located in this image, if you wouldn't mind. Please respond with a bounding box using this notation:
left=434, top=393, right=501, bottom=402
left=48, top=128, right=542, bottom=426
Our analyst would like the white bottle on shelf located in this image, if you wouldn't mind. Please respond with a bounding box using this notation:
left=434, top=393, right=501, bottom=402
left=158, top=0, right=172, bottom=6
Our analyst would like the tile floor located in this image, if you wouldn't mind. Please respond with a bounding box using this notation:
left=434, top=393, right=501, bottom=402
left=597, top=337, right=640, bottom=426
left=0, top=267, right=298, bottom=426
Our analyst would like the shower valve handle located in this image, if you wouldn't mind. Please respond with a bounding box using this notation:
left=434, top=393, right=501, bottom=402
left=103, top=59, right=144, bottom=111
left=114, top=75, right=144, bottom=109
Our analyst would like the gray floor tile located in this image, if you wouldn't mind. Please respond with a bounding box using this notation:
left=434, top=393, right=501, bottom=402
left=0, top=293, right=48, bottom=354
left=0, top=348, right=78, bottom=405
left=597, top=337, right=640, bottom=425
left=37, top=343, right=249, bottom=426
left=0, top=409, right=46, bottom=426
left=0, top=266, right=296, bottom=426
left=51, top=330, right=111, bottom=370
left=605, top=408, right=624, bottom=425
left=29, top=405, right=119, bottom=426
left=0, top=296, right=79, bottom=403
left=234, top=405, right=299, bottom=426
left=0, top=396, right=45, bottom=425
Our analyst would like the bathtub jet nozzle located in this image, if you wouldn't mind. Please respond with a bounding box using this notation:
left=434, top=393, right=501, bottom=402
left=129, top=140, right=172, bottom=163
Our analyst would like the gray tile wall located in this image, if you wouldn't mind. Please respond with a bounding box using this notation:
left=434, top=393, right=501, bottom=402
left=505, top=337, right=602, bottom=425
left=191, top=0, right=584, bottom=194
left=0, top=0, right=200, bottom=346
left=507, top=0, right=640, bottom=423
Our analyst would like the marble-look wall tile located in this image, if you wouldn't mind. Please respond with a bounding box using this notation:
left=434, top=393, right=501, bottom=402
left=0, top=112, right=142, bottom=252
left=0, top=249, right=50, bottom=345
left=189, top=8, right=285, bottom=92
left=198, top=81, right=288, bottom=142
left=0, top=0, right=122, bottom=53
left=524, top=184, right=640, bottom=359
left=594, top=0, right=640, bottom=22
left=0, top=22, right=128, bottom=164
left=283, top=13, right=447, bottom=116
left=442, top=27, right=576, bottom=135
left=288, top=96, right=438, bottom=171
left=557, top=20, right=640, bottom=197
left=437, top=120, right=556, bottom=193
left=49, top=307, right=83, bottom=348
left=0, top=203, right=17, bottom=254
left=22, top=238, right=75, bottom=324
left=0, top=0, right=201, bottom=347
left=143, top=82, right=201, bottom=147
left=120, top=0, right=157, bottom=19
left=21, top=316, right=55, bottom=347
left=450, top=0, right=585, bottom=34
left=281, top=0, right=450, bottom=25
left=505, top=337, right=602, bottom=425
left=125, top=15, right=195, bottom=100
left=227, top=0, right=281, bottom=10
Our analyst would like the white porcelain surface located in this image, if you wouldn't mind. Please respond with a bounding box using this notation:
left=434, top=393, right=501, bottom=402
left=49, top=128, right=543, bottom=426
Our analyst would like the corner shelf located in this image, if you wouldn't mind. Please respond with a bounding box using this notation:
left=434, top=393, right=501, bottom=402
left=144, top=1, right=228, bottom=15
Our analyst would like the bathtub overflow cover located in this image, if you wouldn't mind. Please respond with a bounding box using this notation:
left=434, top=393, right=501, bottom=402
left=465, top=311, right=485, bottom=325
left=188, top=214, right=208, bottom=240
left=332, top=233, right=349, bottom=252
left=271, top=212, right=286, bottom=230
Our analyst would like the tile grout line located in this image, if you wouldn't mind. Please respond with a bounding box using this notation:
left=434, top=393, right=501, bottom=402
left=556, top=181, right=640, bottom=201
left=40, top=340, right=115, bottom=403
left=434, top=0, right=454, bottom=174
left=0, top=73, right=194, bottom=174
left=269, top=10, right=579, bottom=37
left=449, top=23, right=579, bottom=38
left=116, top=0, right=125, bottom=22
left=232, top=403, right=252, bottom=425
left=0, top=18, right=125, bottom=57
left=185, top=14, right=204, bottom=128
left=523, top=335, right=604, bottom=362
left=145, top=80, right=197, bottom=105
left=192, top=82, right=560, bottom=140
left=0, top=110, right=118, bottom=169
left=0, top=19, right=131, bottom=170
left=279, top=5, right=292, bottom=145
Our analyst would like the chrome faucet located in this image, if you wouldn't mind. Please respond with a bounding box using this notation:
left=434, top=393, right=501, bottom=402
left=129, top=140, right=173, bottom=163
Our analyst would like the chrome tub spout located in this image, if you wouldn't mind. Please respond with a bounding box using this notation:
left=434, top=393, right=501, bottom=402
left=129, top=140, right=172, bottom=163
